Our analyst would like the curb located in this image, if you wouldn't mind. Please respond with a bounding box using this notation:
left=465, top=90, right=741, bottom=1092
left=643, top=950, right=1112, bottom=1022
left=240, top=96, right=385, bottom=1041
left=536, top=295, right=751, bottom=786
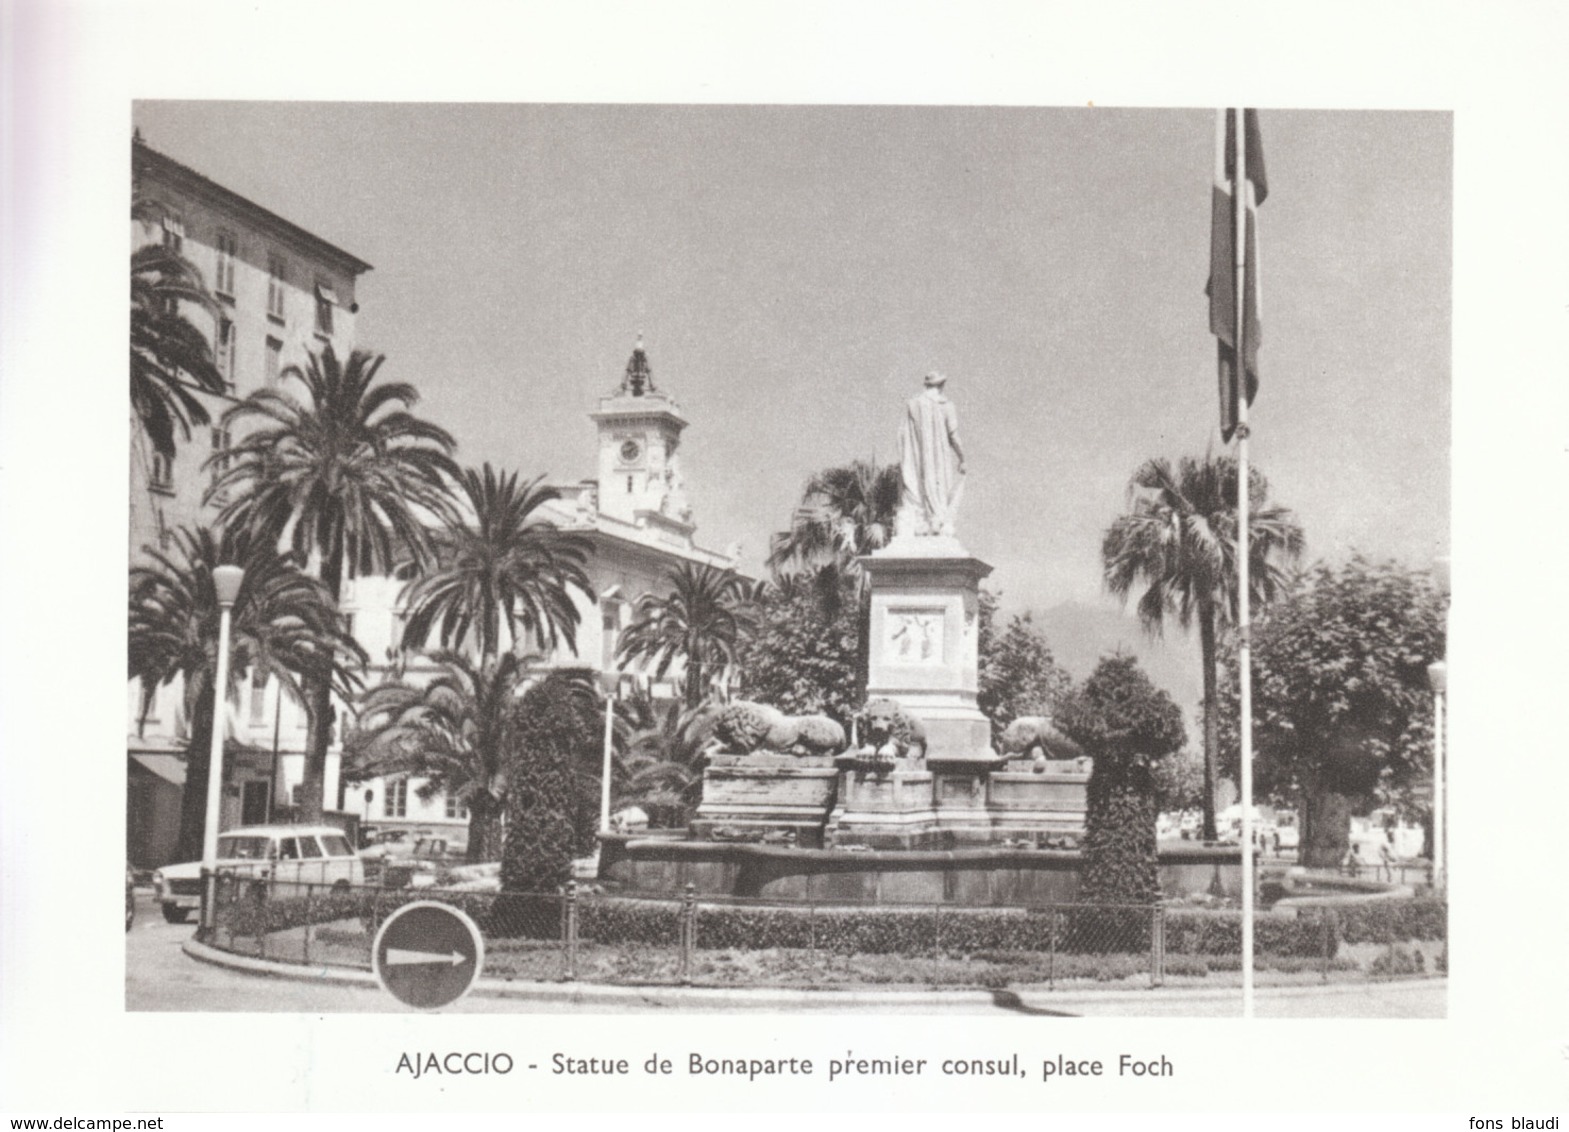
left=182, top=939, right=1445, bottom=1011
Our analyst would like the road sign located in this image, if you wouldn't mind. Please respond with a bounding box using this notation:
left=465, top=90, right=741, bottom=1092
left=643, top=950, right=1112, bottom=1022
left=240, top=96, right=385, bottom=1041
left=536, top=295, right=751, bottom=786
left=372, top=900, right=485, bottom=1009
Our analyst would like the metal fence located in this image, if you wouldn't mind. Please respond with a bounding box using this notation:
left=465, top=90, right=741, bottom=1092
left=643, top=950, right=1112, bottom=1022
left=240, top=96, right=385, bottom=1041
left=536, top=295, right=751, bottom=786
left=201, top=874, right=1441, bottom=990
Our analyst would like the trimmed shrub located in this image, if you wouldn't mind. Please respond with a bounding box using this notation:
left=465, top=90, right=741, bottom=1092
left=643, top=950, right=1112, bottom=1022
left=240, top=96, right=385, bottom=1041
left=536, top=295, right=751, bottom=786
left=579, top=897, right=683, bottom=946
left=1162, top=907, right=1334, bottom=959
left=217, top=887, right=376, bottom=939
left=1369, top=945, right=1427, bottom=977
left=1335, top=897, right=1447, bottom=944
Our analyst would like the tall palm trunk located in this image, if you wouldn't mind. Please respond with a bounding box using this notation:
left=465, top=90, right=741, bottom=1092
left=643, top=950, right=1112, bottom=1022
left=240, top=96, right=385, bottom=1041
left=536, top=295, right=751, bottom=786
left=683, top=647, right=703, bottom=709
left=298, top=536, right=345, bottom=823
left=175, top=696, right=215, bottom=862
left=855, top=584, right=872, bottom=699
left=1198, top=599, right=1220, bottom=842
left=466, top=793, right=503, bottom=863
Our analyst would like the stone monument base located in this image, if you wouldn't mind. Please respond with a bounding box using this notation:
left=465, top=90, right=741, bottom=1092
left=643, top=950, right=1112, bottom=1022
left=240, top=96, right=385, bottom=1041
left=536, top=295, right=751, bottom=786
left=690, top=754, right=839, bottom=849
left=824, top=760, right=941, bottom=849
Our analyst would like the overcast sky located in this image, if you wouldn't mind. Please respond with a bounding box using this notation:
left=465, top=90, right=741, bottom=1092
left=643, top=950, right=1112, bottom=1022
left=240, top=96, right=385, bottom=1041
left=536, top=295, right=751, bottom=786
left=131, top=103, right=1450, bottom=617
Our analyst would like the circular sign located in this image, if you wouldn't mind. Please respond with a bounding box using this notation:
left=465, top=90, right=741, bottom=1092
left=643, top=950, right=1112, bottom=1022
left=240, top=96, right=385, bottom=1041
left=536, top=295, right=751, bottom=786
left=372, top=900, right=485, bottom=1010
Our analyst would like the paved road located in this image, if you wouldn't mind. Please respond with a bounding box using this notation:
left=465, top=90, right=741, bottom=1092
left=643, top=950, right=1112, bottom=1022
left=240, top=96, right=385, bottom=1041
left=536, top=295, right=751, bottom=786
left=126, top=890, right=1444, bottom=1017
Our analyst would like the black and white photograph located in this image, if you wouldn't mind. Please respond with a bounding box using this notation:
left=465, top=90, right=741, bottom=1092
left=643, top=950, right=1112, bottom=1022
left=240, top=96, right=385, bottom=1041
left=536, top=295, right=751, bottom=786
left=121, top=101, right=1451, bottom=1020
left=4, top=1, right=1569, bottom=1121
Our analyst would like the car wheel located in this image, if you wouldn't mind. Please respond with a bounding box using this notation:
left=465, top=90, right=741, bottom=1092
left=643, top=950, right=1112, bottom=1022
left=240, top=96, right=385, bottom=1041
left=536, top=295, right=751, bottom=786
left=161, top=904, right=190, bottom=924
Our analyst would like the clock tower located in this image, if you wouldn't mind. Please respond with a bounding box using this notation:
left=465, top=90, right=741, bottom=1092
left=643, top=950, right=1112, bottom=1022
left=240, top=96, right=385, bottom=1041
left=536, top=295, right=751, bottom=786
left=590, top=337, right=694, bottom=536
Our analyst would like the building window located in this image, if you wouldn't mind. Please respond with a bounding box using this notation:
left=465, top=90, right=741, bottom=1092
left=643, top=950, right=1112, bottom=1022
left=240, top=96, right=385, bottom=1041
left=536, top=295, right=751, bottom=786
left=215, top=316, right=236, bottom=389
left=215, top=231, right=237, bottom=296
left=266, top=255, right=287, bottom=321
left=155, top=507, right=172, bottom=551
left=314, top=281, right=336, bottom=336
left=626, top=476, right=634, bottom=493
left=249, top=668, right=268, bottom=725
left=265, top=337, right=282, bottom=385
left=445, top=795, right=468, bottom=820
left=210, top=426, right=232, bottom=483
left=161, top=212, right=184, bottom=253
left=149, top=450, right=173, bottom=492
left=385, top=779, right=408, bottom=819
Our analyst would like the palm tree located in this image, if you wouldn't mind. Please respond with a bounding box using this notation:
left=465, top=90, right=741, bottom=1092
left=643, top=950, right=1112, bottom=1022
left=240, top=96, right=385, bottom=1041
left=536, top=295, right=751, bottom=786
left=209, top=344, right=460, bottom=820
left=129, top=525, right=365, bottom=862
left=1101, top=454, right=1303, bottom=841
left=617, top=563, right=753, bottom=708
left=765, top=459, right=901, bottom=695
left=766, top=459, right=901, bottom=617
left=399, top=464, right=594, bottom=661
left=130, top=202, right=227, bottom=460
left=612, top=692, right=722, bottom=828
left=346, top=650, right=530, bottom=863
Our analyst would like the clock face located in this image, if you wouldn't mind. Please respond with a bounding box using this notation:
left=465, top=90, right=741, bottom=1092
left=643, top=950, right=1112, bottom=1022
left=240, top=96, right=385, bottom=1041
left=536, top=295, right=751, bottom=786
left=619, top=439, right=642, bottom=464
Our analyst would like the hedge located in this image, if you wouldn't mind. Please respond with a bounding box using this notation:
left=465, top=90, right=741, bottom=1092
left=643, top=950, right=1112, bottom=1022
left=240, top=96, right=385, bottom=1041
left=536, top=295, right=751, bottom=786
left=1333, top=897, right=1447, bottom=944
left=215, top=885, right=1444, bottom=964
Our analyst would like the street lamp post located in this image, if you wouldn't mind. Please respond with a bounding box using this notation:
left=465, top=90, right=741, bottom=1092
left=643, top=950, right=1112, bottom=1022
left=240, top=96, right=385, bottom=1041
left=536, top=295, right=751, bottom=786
left=1427, top=659, right=1447, bottom=891
left=199, top=564, right=245, bottom=933
left=599, top=693, right=615, bottom=834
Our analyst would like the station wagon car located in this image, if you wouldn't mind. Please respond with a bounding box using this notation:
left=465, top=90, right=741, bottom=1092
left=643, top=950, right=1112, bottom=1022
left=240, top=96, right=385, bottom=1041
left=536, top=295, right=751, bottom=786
left=150, top=824, right=364, bottom=923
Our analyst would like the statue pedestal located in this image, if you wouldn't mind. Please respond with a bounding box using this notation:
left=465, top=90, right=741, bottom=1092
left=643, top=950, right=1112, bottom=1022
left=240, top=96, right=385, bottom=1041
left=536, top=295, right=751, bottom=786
left=824, top=759, right=939, bottom=849
left=859, top=536, right=995, bottom=763
left=691, top=753, right=839, bottom=848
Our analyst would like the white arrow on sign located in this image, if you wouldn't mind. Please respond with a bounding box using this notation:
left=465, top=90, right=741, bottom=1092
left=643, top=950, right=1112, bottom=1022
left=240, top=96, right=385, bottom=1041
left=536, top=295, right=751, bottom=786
left=385, top=947, right=467, bottom=967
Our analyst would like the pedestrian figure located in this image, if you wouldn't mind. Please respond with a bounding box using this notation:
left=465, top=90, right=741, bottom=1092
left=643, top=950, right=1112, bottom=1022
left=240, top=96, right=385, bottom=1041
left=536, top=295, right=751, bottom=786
left=1343, top=842, right=1363, bottom=877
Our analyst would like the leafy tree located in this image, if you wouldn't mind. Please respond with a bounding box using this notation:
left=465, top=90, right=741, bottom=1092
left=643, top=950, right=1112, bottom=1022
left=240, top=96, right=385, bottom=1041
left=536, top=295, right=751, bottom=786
left=345, top=650, right=532, bottom=863
left=733, top=578, right=861, bottom=725
left=766, top=460, right=901, bottom=689
left=1150, top=747, right=1206, bottom=813
left=128, top=525, right=365, bottom=861
left=1057, top=655, right=1186, bottom=906
left=400, top=465, right=593, bottom=662
left=130, top=201, right=226, bottom=460
left=501, top=669, right=604, bottom=892
left=1220, top=556, right=1446, bottom=868
left=613, top=692, right=723, bottom=828
left=976, top=594, right=1074, bottom=743
left=1102, top=454, right=1302, bottom=841
left=617, top=563, right=753, bottom=708
left=210, top=344, right=459, bottom=820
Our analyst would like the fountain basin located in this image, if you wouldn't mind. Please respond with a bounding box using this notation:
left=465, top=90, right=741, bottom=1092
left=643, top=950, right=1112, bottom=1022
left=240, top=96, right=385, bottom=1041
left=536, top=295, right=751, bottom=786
left=598, top=835, right=1244, bottom=905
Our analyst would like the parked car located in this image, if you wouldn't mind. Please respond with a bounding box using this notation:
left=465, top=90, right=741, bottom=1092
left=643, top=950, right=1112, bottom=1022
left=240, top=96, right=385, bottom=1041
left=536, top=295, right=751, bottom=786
left=150, top=825, right=365, bottom=924
left=358, top=827, right=411, bottom=862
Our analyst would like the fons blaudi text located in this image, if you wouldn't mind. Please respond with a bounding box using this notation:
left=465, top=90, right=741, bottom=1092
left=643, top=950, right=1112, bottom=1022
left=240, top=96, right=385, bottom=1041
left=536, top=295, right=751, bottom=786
left=396, top=1051, right=1173, bottom=1083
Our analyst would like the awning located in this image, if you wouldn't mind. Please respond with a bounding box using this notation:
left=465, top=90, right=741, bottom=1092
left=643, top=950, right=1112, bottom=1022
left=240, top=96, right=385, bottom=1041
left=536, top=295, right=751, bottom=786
left=129, top=753, right=186, bottom=788
left=315, top=282, right=338, bottom=305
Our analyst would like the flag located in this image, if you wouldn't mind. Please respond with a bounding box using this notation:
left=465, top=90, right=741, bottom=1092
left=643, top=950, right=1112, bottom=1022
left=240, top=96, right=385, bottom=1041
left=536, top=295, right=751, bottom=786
left=1207, top=109, right=1266, bottom=442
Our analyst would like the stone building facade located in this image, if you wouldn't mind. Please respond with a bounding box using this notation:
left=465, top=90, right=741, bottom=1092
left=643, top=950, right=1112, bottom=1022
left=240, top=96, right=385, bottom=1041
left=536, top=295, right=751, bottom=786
left=127, top=139, right=738, bottom=865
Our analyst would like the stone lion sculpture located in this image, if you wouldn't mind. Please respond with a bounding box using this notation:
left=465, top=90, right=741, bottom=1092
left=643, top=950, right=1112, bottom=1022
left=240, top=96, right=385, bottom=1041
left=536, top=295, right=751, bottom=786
left=713, top=701, right=845, bottom=756
left=854, top=697, right=928, bottom=763
left=713, top=701, right=784, bottom=753
left=764, top=714, right=847, bottom=756
left=998, top=715, right=1084, bottom=766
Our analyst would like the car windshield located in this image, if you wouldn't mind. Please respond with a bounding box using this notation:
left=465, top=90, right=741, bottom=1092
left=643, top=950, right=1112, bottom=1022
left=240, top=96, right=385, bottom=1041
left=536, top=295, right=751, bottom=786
left=320, top=834, right=355, bottom=858
left=217, top=836, right=272, bottom=860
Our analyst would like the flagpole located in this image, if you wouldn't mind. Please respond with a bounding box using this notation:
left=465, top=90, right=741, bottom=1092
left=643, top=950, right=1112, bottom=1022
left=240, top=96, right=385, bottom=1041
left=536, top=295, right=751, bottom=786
left=1232, top=107, right=1256, bottom=1019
